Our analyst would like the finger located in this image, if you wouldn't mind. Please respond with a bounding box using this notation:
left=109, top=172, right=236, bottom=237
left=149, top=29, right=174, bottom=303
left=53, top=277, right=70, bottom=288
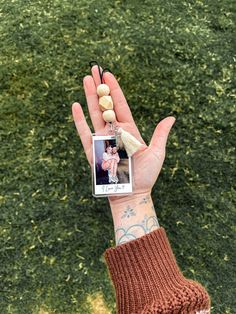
left=83, top=75, right=105, bottom=132
left=72, top=102, right=93, bottom=165
left=103, top=71, right=136, bottom=125
left=149, top=116, right=176, bottom=155
left=91, top=64, right=103, bottom=87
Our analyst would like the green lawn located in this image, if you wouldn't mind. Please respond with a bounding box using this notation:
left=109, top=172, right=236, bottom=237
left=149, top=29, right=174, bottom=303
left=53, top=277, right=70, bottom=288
left=0, top=0, right=235, bottom=313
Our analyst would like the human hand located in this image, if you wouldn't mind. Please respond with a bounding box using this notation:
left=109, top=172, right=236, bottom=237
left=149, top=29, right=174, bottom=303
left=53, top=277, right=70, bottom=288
left=72, top=65, right=176, bottom=205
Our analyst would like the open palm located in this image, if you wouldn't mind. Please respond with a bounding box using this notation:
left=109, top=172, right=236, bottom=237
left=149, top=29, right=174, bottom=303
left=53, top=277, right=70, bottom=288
left=72, top=65, right=176, bottom=204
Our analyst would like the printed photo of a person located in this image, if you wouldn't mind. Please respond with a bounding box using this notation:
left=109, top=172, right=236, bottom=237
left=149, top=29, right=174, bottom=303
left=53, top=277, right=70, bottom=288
left=93, top=138, right=130, bottom=186
left=101, top=145, right=120, bottom=184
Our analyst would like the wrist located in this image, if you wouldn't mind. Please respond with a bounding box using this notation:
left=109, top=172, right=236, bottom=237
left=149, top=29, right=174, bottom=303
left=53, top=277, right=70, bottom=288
left=108, top=191, right=160, bottom=246
left=108, top=190, right=152, bottom=210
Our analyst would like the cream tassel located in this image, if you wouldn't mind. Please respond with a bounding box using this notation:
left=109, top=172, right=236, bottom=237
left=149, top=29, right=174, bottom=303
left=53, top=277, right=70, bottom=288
left=117, top=127, right=144, bottom=157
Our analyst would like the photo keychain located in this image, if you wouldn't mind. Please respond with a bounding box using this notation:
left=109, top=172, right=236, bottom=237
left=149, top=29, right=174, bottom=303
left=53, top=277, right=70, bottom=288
left=90, top=61, right=144, bottom=197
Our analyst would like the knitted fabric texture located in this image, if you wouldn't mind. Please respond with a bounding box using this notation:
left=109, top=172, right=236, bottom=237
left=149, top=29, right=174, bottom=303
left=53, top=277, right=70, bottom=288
left=104, top=227, right=211, bottom=314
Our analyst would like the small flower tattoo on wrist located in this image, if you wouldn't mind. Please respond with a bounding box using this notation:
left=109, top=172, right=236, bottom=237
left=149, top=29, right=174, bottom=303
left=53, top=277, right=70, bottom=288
left=121, top=205, right=136, bottom=219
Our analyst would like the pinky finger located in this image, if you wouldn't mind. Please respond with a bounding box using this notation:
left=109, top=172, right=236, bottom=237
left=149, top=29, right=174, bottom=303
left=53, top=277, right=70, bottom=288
left=72, top=102, right=92, bottom=166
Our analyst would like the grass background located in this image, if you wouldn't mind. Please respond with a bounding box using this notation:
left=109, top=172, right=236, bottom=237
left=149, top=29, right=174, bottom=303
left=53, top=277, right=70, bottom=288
left=0, top=0, right=235, bottom=313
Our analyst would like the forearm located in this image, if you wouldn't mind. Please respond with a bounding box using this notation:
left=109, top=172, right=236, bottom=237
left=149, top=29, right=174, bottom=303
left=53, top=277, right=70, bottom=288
left=109, top=192, right=160, bottom=246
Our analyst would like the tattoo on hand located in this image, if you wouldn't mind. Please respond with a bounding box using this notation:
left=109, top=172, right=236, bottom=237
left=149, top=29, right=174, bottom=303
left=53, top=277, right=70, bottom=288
left=139, top=195, right=151, bottom=205
left=115, top=214, right=160, bottom=245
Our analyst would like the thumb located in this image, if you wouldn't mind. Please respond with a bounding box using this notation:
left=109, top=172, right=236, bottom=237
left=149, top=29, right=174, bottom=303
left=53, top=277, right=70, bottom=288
left=149, top=116, right=176, bottom=156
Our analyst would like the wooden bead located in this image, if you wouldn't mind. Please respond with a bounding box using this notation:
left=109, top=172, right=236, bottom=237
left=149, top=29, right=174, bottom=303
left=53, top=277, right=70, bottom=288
left=102, top=110, right=116, bottom=122
left=97, top=84, right=110, bottom=97
left=99, top=95, right=113, bottom=111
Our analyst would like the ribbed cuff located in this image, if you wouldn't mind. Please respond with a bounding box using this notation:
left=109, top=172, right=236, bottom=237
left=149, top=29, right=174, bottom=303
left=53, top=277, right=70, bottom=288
left=104, top=227, right=185, bottom=312
left=104, top=227, right=183, bottom=282
left=104, top=227, right=211, bottom=314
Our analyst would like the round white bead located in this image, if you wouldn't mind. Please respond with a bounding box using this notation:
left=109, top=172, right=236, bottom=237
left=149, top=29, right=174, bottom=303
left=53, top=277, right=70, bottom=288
left=102, top=110, right=116, bottom=122
left=97, top=84, right=110, bottom=97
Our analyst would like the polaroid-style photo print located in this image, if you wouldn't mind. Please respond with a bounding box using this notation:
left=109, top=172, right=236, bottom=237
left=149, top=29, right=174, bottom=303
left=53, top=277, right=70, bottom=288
left=92, top=135, right=133, bottom=196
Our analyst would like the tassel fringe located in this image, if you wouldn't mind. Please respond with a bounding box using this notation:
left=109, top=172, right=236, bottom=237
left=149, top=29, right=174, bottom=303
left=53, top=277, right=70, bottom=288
left=117, top=127, right=143, bottom=157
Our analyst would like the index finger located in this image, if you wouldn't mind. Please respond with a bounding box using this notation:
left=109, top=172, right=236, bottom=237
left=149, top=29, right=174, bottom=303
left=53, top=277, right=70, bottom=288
left=83, top=75, right=105, bottom=132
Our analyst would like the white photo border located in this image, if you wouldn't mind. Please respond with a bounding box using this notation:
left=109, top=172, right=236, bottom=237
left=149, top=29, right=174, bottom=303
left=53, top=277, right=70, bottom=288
left=92, top=134, right=133, bottom=196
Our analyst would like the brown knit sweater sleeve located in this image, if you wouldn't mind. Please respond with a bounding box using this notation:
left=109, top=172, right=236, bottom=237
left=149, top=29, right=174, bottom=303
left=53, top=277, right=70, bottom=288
left=104, top=227, right=211, bottom=314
